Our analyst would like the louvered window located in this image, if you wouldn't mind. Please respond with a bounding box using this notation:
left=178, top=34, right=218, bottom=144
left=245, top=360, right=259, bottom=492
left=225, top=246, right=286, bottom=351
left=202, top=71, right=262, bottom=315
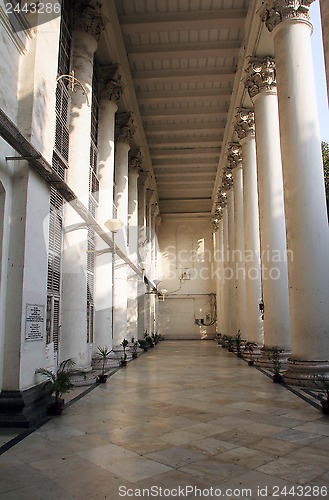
left=87, top=198, right=96, bottom=344
left=89, top=61, right=100, bottom=203
left=46, top=0, right=72, bottom=349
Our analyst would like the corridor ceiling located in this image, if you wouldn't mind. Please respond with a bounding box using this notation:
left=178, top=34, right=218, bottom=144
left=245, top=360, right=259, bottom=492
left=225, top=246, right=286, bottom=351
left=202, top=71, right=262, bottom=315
left=99, top=0, right=266, bottom=216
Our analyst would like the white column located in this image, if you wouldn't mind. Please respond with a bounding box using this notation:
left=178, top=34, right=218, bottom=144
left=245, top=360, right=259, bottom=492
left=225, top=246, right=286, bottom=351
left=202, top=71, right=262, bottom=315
left=212, top=216, right=221, bottom=334
left=221, top=197, right=229, bottom=337
left=229, top=145, right=248, bottom=338
left=94, top=65, right=123, bottom=351
left=137, top=172, right=148, bottom=339
left=235, top=110, right=263, bottom=345
left=127, top=150, right=141, bottom=340
left=61, top=5, right=103, bottom=368
left=113, top=113, right=135, bottom=346
left=263, top=1, right=329, bottom=383
left=245, top=57, right=291, bottom=364
left=225, top=177, right=236, bottom=337
left=320, top=0, right=329, bottom=102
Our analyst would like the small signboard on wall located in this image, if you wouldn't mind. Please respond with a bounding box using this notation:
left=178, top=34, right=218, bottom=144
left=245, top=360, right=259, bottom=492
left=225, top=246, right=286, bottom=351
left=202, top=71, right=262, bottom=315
left=25, top=304, right=45, bottom=341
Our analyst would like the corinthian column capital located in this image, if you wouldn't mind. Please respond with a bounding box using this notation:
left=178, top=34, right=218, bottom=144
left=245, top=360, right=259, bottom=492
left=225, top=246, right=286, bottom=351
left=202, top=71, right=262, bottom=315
left=227, top=143, right=242, bottom=169
left=129, top=148, right=143, bottom=174
left=234, top=109, right=255, bottom=140
left=245, top=57, right=276, bottom=100
left=222, top=170, right=234, bottom=191
left=73, top=1, right=105, bottom=41
left=261, top=0, right=314, bottom=32
left=100, top=64, right=124, bottom=103
left=115, top=112, right=136, bottom=144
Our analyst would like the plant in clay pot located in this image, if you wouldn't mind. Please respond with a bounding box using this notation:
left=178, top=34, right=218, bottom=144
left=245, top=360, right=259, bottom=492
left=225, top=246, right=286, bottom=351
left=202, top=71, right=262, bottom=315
left=120, top=338, right=129, bottom=366
left=95, top=346, right=112, bottom=383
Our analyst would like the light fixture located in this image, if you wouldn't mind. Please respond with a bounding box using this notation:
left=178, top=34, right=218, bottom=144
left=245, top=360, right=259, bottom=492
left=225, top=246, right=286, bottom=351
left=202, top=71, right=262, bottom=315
left=104, top=218, right=124, bottom=233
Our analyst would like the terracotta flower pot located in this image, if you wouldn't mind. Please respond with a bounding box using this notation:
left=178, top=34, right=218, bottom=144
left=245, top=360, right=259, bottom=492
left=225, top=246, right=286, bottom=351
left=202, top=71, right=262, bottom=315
left=320, top=399, right=329, bottom=415
left=96, top=374, right=108, bottom=384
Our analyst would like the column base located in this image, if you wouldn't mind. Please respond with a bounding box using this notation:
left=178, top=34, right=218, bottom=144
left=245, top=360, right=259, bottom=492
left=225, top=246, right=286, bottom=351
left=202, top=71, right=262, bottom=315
left=0, top=384, right=51, bottom=428
left=256, top=347, right=290, bottom=369
left=283, top=359, right=329, bottom=387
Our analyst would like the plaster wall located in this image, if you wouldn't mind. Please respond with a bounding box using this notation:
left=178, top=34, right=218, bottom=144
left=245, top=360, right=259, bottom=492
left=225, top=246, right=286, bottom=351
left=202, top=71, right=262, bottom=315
left=0, top=11, right=60, bottom=390
left=157, top=217, right=216, bottom=340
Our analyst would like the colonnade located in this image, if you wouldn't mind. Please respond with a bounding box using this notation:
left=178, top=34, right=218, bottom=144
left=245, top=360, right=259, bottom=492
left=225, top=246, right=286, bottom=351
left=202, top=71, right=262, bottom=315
left=58, top=4, right=158, bottom=368
left=213, top=0, right=329, bottom=384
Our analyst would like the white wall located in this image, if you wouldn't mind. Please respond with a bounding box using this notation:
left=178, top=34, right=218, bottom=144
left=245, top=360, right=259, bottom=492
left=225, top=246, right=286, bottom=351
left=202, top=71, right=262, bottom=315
left=157, top=216, right=216, bottom=340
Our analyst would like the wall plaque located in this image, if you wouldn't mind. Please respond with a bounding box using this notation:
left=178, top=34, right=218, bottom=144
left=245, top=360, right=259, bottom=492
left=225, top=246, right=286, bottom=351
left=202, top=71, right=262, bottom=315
left=25, top=304, right=45, bottom=341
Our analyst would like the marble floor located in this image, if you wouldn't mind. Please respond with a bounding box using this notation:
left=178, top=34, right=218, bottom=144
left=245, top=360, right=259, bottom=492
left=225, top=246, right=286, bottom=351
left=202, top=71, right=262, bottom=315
left=0, top=341, right=329, bottom=499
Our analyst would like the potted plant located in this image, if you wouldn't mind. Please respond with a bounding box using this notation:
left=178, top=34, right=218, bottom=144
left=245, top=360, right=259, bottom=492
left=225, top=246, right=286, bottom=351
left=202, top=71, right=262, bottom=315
left=95, top=346, right=112, bottom=383
left=226, top=335, right=235, bottom=352
left=235, top=330, right=244, bottom=358
left=35, top=358, right=77, bottom=415
left=314, top=376, right=329, bottom=415
left=244, top=341, right=258, bottom=365
left=120, top=338, right=129, bottom=366
left=131, top=337, right=138, bottom=359
left=268, top=346, right=283, bottom=383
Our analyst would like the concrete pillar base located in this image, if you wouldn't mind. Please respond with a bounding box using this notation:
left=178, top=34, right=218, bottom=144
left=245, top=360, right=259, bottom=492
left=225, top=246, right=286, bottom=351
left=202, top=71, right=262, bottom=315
left=256, top=347, right=291, bottom=369
left=283, top=359, right=329, bottom=387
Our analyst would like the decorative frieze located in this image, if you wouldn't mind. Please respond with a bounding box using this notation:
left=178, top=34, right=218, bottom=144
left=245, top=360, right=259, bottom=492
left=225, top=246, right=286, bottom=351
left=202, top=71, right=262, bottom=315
left=129, top=148, right=143, bottom=174
left=234, top=109, right=255, bottom=140
left=100, top=64, right=124, bottom=103
left=227, top=143, right=242, bottom=169
left=73, top=1, right=105, bottom=41
left=245, top=57, right=276, bottom=100
left=261, top=0, right=314, bottom=32
left=115, top=112, right=136, bottom=144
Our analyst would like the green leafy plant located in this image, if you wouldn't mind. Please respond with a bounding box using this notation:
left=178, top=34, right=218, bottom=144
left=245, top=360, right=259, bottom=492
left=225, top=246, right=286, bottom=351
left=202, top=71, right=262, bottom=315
left=235, top=330, right=244, bottom=357
left=95, top=346, right=112, bottom=377
left=267, top=346, right=283, bottom=381
left=120, top=338, right=129, bottom=361
left=35, top=358, right=76, bottom=404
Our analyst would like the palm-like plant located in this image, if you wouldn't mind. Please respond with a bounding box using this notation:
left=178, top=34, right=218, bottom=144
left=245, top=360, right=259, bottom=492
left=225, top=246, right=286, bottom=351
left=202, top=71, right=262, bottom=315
left=96, top=346, right=112, bottom=376
left=120, top=338, right=129, bottom=361
left=35, top=358, right=76, bottom=404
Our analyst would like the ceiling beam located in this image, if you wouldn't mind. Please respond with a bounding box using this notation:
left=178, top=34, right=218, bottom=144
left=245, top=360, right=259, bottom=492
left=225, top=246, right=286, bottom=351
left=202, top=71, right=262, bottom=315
left=133, top=68, right=235, bottom=84
left=120, top=9, right=247, bottom=33
left=144, top=123, right=225, bottom=133
left=141, top=108, right=228, bottom=119
left=127, top=41, right=240, bottom=61
left=153, top=157, right=217, bottom=165
left=137, top=88, right=232, bottom=103
left=149, top=138, right=222, bottom=147
left=150, top=147, right=220, bottom=157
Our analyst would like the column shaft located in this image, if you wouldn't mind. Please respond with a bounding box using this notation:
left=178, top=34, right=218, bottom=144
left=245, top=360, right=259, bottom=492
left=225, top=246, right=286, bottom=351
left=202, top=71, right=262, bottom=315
left=226, top=188, right=236, bottom=336
left=264, top=6, right=329, bottom=380
left=253, top=90, right=291, bottom=355
left=61, top=30, right=97, bottom=367
left=232, top=165, right=248, bottom=338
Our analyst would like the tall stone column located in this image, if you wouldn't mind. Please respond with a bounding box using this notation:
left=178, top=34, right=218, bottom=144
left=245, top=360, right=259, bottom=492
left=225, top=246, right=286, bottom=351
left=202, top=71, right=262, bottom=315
left=262, top=1, right=329, bottom=383
left=219, top=193, right=229, bottom=337
left=137, top=172, right=148, bottom=339
left=212, top=211, right=223, bottom=334
left=127, top=149, right=141, bottom=341
left=245, top=57, right=291, bottom=364
left=320, top=0, right=329, bottom=102
left=228, top=144, right=248, bottom=338
left=223, top=171, right=236, bottom=337
left=113, top=113, right=135, bottom=346
left=61, top=2, right=104, bottom=368
left=94, top=64, right=123, bottom=350
left=235, top=110, right=263, bottom=345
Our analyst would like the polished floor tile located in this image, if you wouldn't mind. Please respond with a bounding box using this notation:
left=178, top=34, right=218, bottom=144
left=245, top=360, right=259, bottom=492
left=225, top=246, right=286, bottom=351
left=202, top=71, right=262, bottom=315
left=0, top=340, right=328, bottom=499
